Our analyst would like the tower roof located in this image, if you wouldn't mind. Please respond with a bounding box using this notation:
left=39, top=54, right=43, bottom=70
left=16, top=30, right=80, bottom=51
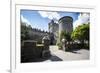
left=59, top=16, right=73, bottom=22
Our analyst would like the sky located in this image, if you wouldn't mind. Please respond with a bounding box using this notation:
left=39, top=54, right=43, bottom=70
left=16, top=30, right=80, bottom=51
left=21, top=10, right=90, bottom=31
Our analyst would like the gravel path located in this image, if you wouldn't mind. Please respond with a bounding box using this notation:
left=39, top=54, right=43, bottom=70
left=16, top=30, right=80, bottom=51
left=44, top=46, right=89, bottom=62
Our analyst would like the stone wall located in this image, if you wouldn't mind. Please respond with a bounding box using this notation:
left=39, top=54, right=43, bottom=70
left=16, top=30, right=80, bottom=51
left=21, top=38, right=51, bottom=62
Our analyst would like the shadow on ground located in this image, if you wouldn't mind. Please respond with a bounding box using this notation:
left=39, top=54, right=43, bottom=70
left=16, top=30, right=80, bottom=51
left=21, top=55, right=62, bottom=63
left=66, top=48, right=89, bottom=54
left=50, top=55, right=62, bottom=61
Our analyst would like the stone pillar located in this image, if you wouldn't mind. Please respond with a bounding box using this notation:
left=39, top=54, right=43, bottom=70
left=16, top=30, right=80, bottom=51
left=61, top=38, right=66, bottom=51
left=42, top=35, right=51, bottom=58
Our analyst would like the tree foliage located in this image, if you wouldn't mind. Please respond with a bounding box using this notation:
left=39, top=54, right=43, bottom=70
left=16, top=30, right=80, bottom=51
left=71, top=23, right=89, bottom=42
left=21, top=22, right=32, bottom=41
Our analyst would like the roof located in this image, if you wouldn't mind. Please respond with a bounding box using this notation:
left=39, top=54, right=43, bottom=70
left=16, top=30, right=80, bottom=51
left=59, top=16, right=73, bottom=22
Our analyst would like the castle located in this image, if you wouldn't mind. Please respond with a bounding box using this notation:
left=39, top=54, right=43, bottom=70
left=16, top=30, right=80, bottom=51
left=48, top=16, right=73, bottom=45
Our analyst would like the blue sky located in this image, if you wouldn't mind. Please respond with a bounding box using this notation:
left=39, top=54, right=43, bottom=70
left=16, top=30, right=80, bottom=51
left=21, top=10, right=89, bottom=31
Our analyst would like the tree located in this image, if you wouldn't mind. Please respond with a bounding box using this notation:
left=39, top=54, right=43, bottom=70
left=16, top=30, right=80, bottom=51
left=21, top=22, right=32, bottom=41
left=71, top=23, right=89, bottom=43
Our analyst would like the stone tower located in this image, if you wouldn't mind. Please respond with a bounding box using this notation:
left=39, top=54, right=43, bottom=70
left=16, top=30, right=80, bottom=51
left=58, top=16, right=73, bottom=42
left=48, top=20, right=58, bottom=33
left=48, top=20, right=58, bottom=44
left=58, top=16, right=73, bottom=34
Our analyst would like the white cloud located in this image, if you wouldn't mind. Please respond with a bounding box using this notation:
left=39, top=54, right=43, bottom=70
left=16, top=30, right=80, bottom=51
left=73, top=13, right=90, bottom=29
left=38, top=11, right=60, bottom=20
left=21, top=15, right=31, bottom=26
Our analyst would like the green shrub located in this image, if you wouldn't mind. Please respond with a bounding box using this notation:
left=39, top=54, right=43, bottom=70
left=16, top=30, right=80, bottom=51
left=56, top=42, right=62, bottom=50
